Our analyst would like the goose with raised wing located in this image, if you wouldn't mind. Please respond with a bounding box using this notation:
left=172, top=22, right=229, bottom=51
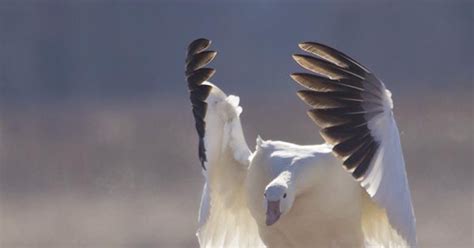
left=185, top=38, right=416, bottom=248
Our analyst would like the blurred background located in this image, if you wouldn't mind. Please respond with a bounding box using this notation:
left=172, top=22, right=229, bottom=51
left=0, top=1, right=472, bottom=247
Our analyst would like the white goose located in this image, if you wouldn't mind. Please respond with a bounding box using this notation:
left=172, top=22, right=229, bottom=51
left=185, top=38, right=416, bottom=248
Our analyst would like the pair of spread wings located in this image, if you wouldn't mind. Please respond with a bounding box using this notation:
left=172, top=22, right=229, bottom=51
left=185, top=38, right=416, bottom=247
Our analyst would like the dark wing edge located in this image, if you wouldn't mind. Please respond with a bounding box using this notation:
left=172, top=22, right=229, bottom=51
left=186, top=38, right=217, bottom=170
left=290, top=41, right=388, bottom=181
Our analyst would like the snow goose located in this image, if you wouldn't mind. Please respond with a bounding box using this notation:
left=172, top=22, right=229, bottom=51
left=185, top=38, right=416, bottom=248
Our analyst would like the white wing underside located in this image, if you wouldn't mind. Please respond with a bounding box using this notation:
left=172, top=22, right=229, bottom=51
left=197, top=83, right=265, bottom=248
left=361, top=103, right=416, bottom=247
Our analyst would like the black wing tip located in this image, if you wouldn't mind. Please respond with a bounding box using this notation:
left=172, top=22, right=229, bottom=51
left=291, top=53, right=312, bottom=62
left=289, top=72, right=300, bottom=80
left=187, top=38, right=212, bottom=56
left=198, top=138, right=207, bottom=170
left=186, top=38, right=217, bottom=170
left=290, top=72, right=315, bottom=85
left=185, top=38, right=217, bottom=87
left=293, top=41, right=383, bottom=181
left=292, top=52, right=362, bottom=81
left=298, top=41, right=326, bottom=50
left=190, top=37, right=210, bottom=43
left=185, top=50, right=218, bottom=75
left=295, top=89, right=309, bottom=100
left=187, top=68, right=216, bottom=90
left=297, top=40, right=372, bottom=74
left=350, top=141, right=379, bottom=180
left=292, top=53, right=328, bottom=65
left=298, top=41, right=340, bottom=52
left=296, top=90, right=332, bottom=108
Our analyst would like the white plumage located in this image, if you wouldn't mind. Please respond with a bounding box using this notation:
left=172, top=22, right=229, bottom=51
left=185, top=39, right=416, bottom=248
left=196, top=84, right=264, bottom=248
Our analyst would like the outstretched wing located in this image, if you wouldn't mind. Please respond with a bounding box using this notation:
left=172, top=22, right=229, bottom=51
left=291, top=42, right=416, bottom=247
left=186, top=39, right=264, bottom=248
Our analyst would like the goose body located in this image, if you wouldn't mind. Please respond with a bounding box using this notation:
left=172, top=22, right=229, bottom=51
left=246, top=140, right=365, bottom=247
left=185, top=38, right=416, bottom=248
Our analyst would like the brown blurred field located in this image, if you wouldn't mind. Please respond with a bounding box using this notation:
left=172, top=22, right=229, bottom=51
left=0, top=89, right=472, bottom=248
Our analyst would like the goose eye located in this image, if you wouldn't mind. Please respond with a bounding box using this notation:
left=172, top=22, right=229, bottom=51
left=283, top=193, right=287, bottom=198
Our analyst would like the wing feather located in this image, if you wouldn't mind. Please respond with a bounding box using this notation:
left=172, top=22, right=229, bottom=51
left=186, top=39, right=265, bottom=248
left=292, top=41, right=416, bottom=247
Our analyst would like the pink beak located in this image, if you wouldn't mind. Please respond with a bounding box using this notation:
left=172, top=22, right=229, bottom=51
left=266, top=200, right=281, bottom=226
